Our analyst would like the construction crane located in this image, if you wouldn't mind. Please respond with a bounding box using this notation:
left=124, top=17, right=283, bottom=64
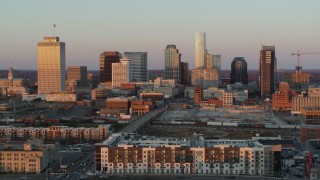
left=291, top=51, right=318, bottom=93
left=291, top=51, right=318, bottom=67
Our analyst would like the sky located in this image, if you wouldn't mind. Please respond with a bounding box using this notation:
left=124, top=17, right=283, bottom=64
left=0, top=0, right=319, bottom=70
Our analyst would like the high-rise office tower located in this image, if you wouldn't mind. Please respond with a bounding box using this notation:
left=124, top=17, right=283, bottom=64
left=87, top=73, right=99, bottom=88
left=195, top=32, right=206, bottom=68
left=259, top=45, right=276, bottom=100
left=230, top=57, right=248, bottom=85
left=37, top=37, right=66, bottom=94
left=180, top=62, right=189, bottom=85
left=212, top=55, right=221, bottom=75
left=165, top=45, right=181, bottom=83
left=123, top=52, right=147, bottom=82
left=206, top=53, right=221, bottom=78
left=112, top=57, right=131, bottom=88
left=191, top=69, right=218, bottom=89
left=67, top=66, right=87, bottom=87
left=100, top=51, right=122, bottom=83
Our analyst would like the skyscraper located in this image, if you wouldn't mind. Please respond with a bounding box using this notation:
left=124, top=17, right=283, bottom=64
left=191, top=69, right=218, bottom=89
left=67, top=66, right=87, bottom=87
left=259, top=45, right=276, bottom=100
left=195, top=32, right=206, bottom=68
left=180, top=62, right=189, bottom=85
left=212, top=55, right=221, bottom=75
left=112, top=57, right=131, bottom=88
left=206, top=53, right=221, bottom=80
left=37, top=37, right=66, bottom=94
left=230, top=57, right=248, bottom=85
left=165, top=45, right=181, bottom=83
left=123, top=52, right=147, bottom=82
left=100, top=51, right=122, bottom=83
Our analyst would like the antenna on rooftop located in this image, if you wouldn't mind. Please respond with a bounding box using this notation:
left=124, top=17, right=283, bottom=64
left=260, top=34, right=264, bottom=47
left=53, top=23, right=56, bottom=36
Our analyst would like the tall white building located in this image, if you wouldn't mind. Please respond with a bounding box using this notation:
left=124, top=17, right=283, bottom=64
left=195, top=32, right=206, bottom=68
left=37, top=37, right=66, bottom=94
left=112, top=57, right=131, bottom=87
left=124, top=52, right=147, bottom=82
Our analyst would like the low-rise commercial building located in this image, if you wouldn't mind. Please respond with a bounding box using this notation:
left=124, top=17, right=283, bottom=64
left=46, top=92, right=77, bottom=102
left=300, top=107, right=320, bottom=125
left=154, top=77, right=177, bottom=87
left=120, top=83, right=137, bottom=96
left=272, top=82, right=296, bottom=112
left=300, top=125, right=320, bottom=142
left=106, top=97, right=130, bottom=115
left=292, top=96, right=320, bottom=115
left=140, top=92, right=164, bottom=104
left=91, top=88, right=112, bottom=100
left=184, top=86, right=194, bottom=99
left=95, top=133, right=281, bottom=176
left=130, top=100, right=153, bottom=115
left=194, top=86, right=203, bottom=104
left=154, top=86, right=179, bottom=98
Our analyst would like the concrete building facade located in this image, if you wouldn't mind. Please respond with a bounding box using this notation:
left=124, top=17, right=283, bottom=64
left=292, top=96, right=320, bottom=115
left=112, top=58, right=131, bottom=88
left=95, top=133, right=281, bottom=176
left=0, top=140, right=57, bottom=174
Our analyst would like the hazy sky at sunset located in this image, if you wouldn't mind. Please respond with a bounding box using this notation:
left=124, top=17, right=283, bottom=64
left=0, top=0, right=319, bottom=70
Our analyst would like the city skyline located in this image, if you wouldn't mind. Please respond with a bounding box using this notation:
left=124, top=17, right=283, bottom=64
left=0, top=0, right=319, bottom=70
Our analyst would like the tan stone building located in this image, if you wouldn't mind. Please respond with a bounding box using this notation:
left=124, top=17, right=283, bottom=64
left=0, top=66, right=28, bottom=96
left=0, top=140, right=57, bottom=174
left=37, top=37, right=66, bottom=94
left=292, top=96, right=320, bottom=115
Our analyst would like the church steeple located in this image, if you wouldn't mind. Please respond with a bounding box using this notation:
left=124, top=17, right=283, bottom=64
left=8, top=65, right=14, bottom=80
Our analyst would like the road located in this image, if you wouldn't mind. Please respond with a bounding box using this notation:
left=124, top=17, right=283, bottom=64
left=121, top=109, right=163, bottom=133
left=88, top=174, right=281, bottom=180
left=52, top=151, right=94, bottom=180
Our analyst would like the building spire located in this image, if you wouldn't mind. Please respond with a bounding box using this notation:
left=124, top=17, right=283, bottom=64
left=8, top=64, right=14, bottom=80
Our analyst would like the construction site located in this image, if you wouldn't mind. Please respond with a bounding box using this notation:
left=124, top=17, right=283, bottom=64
left=142, top=124, right=300, bottom=140
left=156, top=105, right=271, bottom=127
left=142, top=105, right=300, bottom=139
